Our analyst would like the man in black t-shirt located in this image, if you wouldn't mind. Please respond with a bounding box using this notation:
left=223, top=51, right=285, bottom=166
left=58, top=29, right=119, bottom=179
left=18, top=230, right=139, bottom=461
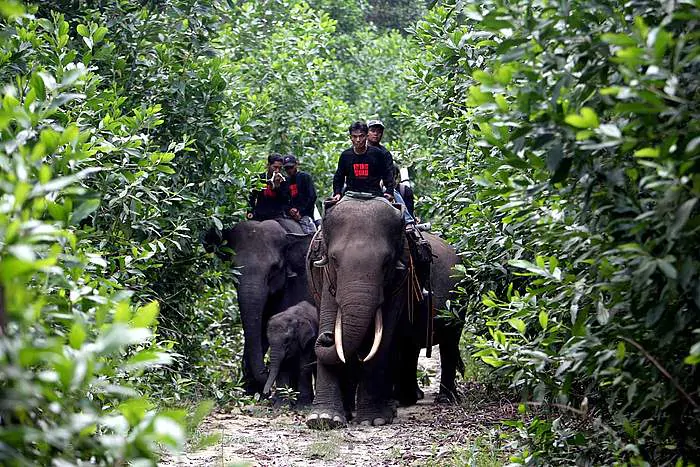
left=331, top=121, right=394, bottom=202
left=247, top=153, right=292, bottom=221
left=283, top=155, right=317, bottom=234
left=367, top=119, right=415, bottom=223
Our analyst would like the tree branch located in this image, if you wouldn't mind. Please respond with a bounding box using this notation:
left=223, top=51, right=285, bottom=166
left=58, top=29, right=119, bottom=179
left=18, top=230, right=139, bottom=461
left=621, top=336, right=699, bottom=410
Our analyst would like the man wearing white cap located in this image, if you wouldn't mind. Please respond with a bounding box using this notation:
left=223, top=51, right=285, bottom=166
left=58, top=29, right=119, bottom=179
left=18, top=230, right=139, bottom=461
left=367, top=119, right=415, bottom=225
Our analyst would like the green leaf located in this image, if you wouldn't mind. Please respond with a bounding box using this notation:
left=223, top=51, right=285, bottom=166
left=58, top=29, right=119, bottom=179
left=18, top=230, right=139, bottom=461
left=132, top=301, right=160, bottom=328
left=564, top=107, right=599, bottom=129
left=69, top=322, right=87, bottom=349
left=125, top=350, right=171, bottom=370
left=47, top=201, right=65, bottom=221
left=70, top=199, right=101, bottom=224
left=0, top=0, right=24, bottom=18
left=76, top=24, right=89, bottom=37
left=634, top=147, right=659, bottom=158
left=667, top=198, right=697, bottom=239
left=507, top=318, right=526, bottom=334
left=114, top=301, right=131, bottom=323
left=157, top=165, right=176, bottom=174
left=617, top=341, right=626, bottom=360
left=30, top=73, right=46, bottom=101
left=656, top=258, right=677, bottom=280
left=93, top=26, right=108, bottom=43
left=601, top=33, right=637, bottom=47
left=538, top=311, right=548, bottom=330
left=480, top=356, right=506, bottom=367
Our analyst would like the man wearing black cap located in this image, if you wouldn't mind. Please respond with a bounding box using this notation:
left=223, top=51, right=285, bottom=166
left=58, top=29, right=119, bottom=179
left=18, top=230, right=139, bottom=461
left=247, top=153, right=292, bottom=221
left=367, top=119, right=416, bottom=223
left=283, top=155, right=318, bottom=234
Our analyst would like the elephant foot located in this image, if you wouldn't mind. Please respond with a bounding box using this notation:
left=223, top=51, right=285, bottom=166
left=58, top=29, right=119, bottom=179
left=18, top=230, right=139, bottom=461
left=435, top=387, right=461, bottom=404
left=356, top=404, right=395, bottom=427
left=394, top=389, right=418, bottom=407
left=306, top=410, right=347, bottom=430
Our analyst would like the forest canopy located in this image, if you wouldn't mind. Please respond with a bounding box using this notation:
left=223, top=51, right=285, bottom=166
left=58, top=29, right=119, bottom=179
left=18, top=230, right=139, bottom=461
left=0, top=0, right=698, bottom=465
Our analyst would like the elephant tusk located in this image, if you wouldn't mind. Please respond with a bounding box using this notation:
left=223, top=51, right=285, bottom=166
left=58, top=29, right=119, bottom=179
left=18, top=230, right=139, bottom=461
left=334, top=310, right=346, bottom=364
left=362, top=307, right=383, bottom=362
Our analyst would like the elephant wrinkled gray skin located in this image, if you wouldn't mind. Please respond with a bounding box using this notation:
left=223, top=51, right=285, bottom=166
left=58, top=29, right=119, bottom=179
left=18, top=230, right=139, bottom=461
left=306, top=197, right=463, bottom=430
left=204, top=219, right=312, bottom=396
left=264, top=301, right=319, bottom=406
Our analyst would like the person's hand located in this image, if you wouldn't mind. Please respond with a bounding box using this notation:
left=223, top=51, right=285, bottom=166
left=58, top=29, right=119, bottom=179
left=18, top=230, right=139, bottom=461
left=383, top=193, right=394, bottom=202
left=331, top=193, right=341, bottom=202
left=246, top=212, right=254, bottom=220
left=270, top=170, right=285, bottom=188
left=289, top=208, right=301, bottom=221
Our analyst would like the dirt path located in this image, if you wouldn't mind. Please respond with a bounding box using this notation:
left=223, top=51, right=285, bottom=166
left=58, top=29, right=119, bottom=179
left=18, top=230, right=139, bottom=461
left=161, top=349, right=516, bottom=466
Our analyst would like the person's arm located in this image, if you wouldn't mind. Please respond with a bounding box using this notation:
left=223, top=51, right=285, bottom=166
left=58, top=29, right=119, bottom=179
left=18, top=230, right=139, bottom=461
left=302, top=173, right=317, bottom=216
left=381, top=151, right=395, bottom=195
left=385, top=148, right=395, bottom=169
left=332, top=153, right=347, bottom=196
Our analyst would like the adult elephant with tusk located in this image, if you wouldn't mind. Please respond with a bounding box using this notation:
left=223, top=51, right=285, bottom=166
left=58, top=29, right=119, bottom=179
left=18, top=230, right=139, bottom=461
left=204, top=218, right=312, bottom=396
left=306, top=195, right=463, bottom=429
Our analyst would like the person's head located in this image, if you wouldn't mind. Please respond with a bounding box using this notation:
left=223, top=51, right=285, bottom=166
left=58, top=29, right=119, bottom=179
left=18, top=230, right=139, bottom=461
left=349, top=121, right=368, bottom=152
left=283, top=155, right=298, bottom=175
left=367, top=119, right=385, bottom=146
left=267, top=153, right=283, bottom=172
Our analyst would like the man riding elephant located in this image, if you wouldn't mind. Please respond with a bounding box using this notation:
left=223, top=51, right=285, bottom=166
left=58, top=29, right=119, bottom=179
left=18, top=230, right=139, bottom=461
left=248, top=153, right=293, bottom=221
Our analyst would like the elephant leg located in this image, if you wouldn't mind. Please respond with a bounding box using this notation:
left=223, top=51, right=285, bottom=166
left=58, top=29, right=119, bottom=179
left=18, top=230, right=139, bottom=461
left=297, top=357, right=314, bottom=407
left=436, top=324, right=462, bottom=404
left=307, top=362, right=347, bottom=429
left=355, top=350, right=395, bottom=426
left=394, top=342, right=421, bottom=407
left=242, top=350, right=263, bottom=396
left=356, top=304, right=401, bottom=426
left=341, top=360, right=359, bottom=421
left=307, top=291, right=347, bottom=429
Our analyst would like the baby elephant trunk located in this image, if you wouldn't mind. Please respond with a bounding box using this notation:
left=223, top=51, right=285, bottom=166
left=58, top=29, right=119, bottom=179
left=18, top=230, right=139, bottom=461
left=263, top=348, right=285, bottom=394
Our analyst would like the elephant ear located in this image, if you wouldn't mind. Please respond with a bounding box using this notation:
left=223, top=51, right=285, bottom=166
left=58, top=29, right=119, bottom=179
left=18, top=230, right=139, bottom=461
left=299, top=318, right=317, bottom=350
left=284, top=232, right=312, bottom=275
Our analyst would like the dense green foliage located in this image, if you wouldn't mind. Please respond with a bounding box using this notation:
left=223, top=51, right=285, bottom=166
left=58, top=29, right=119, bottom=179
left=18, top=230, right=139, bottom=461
left=0, top=0, right=427, bottom=463
left=3, top=0, right=697, bottom=464
left=406, top=0, right=700, bottom=464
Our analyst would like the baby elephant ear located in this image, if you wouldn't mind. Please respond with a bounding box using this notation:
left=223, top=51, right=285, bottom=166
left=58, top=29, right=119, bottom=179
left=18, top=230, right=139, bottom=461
left=299, top=319, right=317, bottom=349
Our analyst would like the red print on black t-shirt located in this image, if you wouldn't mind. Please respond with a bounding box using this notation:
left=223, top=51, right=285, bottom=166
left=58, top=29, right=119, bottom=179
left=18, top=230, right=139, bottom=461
left=263, top=186, right=276, bottom=198
left=290, top=184, right=298, bottom=198
left=353, top=163, right=369, bottom=178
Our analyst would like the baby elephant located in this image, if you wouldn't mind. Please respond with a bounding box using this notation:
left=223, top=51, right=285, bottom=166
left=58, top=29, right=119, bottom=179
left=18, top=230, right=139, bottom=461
left=264, top=301, right=318, bottom=406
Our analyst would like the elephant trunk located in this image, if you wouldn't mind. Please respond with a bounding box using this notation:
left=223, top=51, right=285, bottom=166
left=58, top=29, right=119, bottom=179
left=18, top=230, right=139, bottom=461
left=335, top=283, right=383, bottom=363
left=238, top=280, right=269, bottom=386
left=263, top=348, right=285, bottom=394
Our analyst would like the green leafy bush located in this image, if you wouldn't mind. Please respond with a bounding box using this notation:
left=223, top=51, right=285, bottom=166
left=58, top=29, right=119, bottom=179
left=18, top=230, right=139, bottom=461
left=406, top=0, right=700, bottom=464
left=0, top=19, right=183, bottom=463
